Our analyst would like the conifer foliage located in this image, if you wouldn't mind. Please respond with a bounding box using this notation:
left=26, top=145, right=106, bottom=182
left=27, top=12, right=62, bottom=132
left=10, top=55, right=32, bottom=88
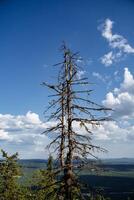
left=31, top=155, right=58, bottom=200
left=0, top=150, right=24, bottom=200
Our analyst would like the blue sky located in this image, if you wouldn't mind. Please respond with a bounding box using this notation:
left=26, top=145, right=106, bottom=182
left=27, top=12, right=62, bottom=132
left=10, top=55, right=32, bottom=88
left=0, top=0, right=134, bottom=158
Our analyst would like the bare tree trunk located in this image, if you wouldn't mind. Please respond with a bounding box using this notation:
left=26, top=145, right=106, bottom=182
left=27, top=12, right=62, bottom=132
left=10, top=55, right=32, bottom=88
left=59, top=83, right=65, bottom=168
left=64, top=58, right=74, bottom=200
left=43, top=44, right=111, bottom=200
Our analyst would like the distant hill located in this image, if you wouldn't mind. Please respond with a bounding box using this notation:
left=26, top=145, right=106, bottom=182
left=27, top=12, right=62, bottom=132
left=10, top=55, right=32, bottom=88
left=18, top=158, right=134, bottom=167
left=101, top=158, right=134, bottom=165
left=18, top=159, right=47, bottom=170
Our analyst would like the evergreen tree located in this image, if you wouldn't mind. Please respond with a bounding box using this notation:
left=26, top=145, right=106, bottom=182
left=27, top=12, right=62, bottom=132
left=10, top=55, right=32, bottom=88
left=0, top=149, right=24, bottom=200
left=31, top=155, right=58, bottom=200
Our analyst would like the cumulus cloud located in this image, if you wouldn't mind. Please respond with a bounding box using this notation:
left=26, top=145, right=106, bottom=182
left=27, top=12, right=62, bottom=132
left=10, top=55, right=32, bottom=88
left=0, top=108, right=133, bottom=158
left=99, top=18, right=134, bottom=66
left=94, top=67, right=134, bottom=151
left=92, top=68, right=134, bottom=144
left=93, top=121, right=128, bottom=142
left=0, top=129, right=11, bottom=141
left=0, top=111, right=52, bottom=158
left=73, top=119, right=134, bottom=145
left=120, top=68, right=134, bottom=94
left=103, top=68, right=134, bottom=119
left=1, top=74, right=134, bottom=158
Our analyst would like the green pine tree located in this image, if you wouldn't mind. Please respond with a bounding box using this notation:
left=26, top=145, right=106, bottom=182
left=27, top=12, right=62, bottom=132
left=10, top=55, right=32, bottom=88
left=0, top=149, right=25, bottom=200
left=31, top=155, right=58, bottom=200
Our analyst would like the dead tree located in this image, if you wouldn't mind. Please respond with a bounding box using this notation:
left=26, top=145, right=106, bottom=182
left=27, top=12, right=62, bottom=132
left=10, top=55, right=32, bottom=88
left=42, top=43, right=111, bottom=200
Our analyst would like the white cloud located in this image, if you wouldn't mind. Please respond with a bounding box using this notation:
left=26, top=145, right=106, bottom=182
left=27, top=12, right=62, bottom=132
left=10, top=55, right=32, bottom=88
left=77, top=70, right=86, bottom=79
left=0, top=129, right=11, bottom=141
left=92, top=72, right=110, bottom=83
left=1, top=70, right=134, bottom=159
left=101, top=51, right=114, bottom=66
left=96, top=67, right=134, bottom=155
left=93, top=67, right=134, bottom=142
left=0, top=111, right=52, bottom=158
left=26, top=111, right=41, bottom=124
left=76, top=57, right=92, bottom=66
left=99, top=18, right=134, bottom=66
left=76, top=57, right=83, bottom=64
left=0, top=108, right=134, bottom=158
left=101, top=51, right=121, bottom=66
left=120, top=67, right=134, bottom=94
left=103, top=68, right=134, bottom=119
left=72, top=118, right=134, bottom=145
left=92, top=72, right=105, bottom=82
left=93, top=121, right=128, bottom=142
left=114, top=70, right=120, bottom=82
left=92, top=71, right=113, bottom=89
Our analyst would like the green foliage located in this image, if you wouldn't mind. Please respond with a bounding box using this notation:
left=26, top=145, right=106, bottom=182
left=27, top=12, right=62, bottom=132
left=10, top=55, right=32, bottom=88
left=0, top=149, right=25, bottom=200
left=30, top=155, right=58, bottom=200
